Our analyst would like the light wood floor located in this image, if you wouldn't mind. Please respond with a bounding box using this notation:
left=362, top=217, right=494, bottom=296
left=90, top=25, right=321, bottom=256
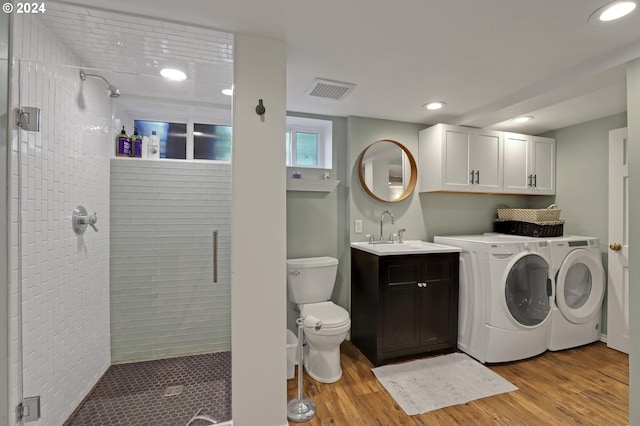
left=287, top=341, right=628, bottom=425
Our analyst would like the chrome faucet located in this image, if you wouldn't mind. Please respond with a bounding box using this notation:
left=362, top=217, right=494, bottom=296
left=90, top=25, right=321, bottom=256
left=379, top=210, right=395, bottom=241
left=397, top=228, right=406, bottom=243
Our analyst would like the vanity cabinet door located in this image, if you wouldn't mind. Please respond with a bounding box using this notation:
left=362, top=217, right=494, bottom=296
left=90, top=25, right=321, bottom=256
left=381, top=258, right=422, bottom=353
left=419, top=255, right=458, bottom=347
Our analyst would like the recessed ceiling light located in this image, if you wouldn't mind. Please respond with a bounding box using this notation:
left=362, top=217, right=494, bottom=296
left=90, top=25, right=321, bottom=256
left=160, top=68, right=187, bottom=81
left=589, top=0, right=637, bottom=23
left=424, top=101, right=446, bottom=110
left=222, top=88, right=233, bottom=96
left=513, top=116, right=533, bottom=123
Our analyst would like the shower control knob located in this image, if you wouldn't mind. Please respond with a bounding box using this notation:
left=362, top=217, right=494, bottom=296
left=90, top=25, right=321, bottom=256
left=86, top=213, right=98, bottom=232
left=72, top=205, right=99, bottom=234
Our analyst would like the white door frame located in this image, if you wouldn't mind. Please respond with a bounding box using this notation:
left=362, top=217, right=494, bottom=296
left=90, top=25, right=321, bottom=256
left=607, top=127, right=629, bottom=354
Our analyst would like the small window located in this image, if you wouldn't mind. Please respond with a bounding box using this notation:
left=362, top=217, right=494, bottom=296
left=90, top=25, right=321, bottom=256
left=290, top=130, right=320, bottom=167
left=131, top=118, right=231, bottom=162
left=194, top=123, right=232, bottom=161
left=134, top=120, right=187, bottom=159
left=285, top=117, right=332, bottom=169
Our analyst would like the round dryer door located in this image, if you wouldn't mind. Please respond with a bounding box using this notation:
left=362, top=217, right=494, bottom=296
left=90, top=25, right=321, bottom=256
left=505, top=254, right=552, bottom=327
left=556, top=249, right=605, bottom=324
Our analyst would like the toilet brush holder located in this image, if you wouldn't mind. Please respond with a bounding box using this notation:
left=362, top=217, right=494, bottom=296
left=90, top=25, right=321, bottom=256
left=287, top=318, right=317, bottom=422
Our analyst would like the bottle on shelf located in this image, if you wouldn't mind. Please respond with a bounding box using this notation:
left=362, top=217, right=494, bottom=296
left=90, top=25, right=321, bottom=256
left=130, top=128, right=142, bottom=158
left=116, top=126, right=131, bottom=157
left=148, top=130, right=160, bottom=160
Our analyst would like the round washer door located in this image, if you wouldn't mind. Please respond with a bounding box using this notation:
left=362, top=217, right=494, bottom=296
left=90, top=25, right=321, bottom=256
left=555, top=249, right=605, bottom=324
left=504, top=253, right=552, bottom=327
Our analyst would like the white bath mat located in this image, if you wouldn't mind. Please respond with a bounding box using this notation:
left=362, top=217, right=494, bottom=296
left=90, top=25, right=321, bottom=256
left=371, top=352, right=518, bottom=415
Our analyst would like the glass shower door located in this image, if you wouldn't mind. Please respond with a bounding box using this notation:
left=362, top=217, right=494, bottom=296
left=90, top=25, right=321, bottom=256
left=11, top=4, right=234, bottom=425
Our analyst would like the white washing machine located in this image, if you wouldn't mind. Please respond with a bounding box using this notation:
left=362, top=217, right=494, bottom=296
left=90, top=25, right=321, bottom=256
left=434, top=234, right=553, bottom=363
left=547, top=236, right=605, bottom=351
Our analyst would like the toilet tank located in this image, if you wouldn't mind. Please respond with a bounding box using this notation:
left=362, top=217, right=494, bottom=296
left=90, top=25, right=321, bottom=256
left=287, top=257, right=339, bottom=304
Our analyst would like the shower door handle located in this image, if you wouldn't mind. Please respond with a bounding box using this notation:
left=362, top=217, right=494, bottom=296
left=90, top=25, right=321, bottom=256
left=213, top=231, right=218, bottom=283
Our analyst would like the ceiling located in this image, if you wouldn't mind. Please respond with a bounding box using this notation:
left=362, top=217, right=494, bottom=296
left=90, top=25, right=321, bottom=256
left=52, top=0, right=640, bottom=134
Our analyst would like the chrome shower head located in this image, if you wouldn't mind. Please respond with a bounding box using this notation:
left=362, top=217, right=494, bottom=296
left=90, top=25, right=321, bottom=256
left=108, top=85, right=120, bottom=98
left=80, top=70, right=121, bottom=98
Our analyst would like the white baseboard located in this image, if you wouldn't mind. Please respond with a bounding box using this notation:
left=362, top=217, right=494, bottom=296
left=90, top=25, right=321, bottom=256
left=599, top=333, right=607, bottom=343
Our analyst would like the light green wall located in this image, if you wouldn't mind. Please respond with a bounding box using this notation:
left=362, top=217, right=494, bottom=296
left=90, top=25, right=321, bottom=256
left=627, top=58, right=640, bottom=426
left=541, top=113, right=626, bottom=239
left=419, top=192, right=531, bottom=239
left=348, top=116, right=535, bottom=245
left=286, top=112, right=348, bottom=330
left=1, top=12, right=9, bottom=425
left=540, top=112, right=627, bottom=335
left=348, top=117, right=426, bottom=243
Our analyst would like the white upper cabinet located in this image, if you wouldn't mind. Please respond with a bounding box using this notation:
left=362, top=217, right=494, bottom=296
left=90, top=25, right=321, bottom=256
left=420, top=125, right=555, bottom=195
left=419, top=124, right=503, bottom=193
left=503, top=133, right=555, bottom=195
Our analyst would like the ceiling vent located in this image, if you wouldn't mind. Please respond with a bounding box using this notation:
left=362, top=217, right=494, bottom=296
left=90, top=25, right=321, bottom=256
left=306, top=78, right=356, bottom=101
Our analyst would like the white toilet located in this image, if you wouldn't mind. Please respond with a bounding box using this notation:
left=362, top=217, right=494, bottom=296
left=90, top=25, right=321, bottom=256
left=287, top=257, right=350, bottom=384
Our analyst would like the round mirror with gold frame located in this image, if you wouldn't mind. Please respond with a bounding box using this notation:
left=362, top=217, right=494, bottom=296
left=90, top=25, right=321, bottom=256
left=358, top=139, right=417, bottom=203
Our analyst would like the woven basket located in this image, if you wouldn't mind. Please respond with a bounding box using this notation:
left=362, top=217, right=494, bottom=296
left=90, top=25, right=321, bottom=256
left=497, top=204, right=561, bottom=223
left=494, top=220, right=564, bottom=237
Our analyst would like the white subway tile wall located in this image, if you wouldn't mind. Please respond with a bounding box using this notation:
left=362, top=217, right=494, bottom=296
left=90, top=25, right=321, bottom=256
left=10, top=14, right=112, bottom=426
left=110, top=160, right=232, bottom=362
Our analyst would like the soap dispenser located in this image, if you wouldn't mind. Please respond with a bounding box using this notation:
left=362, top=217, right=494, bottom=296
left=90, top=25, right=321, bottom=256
left=130, top=128, right=142, bottom=158
left=116, top=126, right=131, bottom=157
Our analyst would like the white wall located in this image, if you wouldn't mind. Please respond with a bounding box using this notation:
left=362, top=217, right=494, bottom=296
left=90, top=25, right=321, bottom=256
left=232, top=34, right=288, bottom=425
left=627, top=57, right=640, bottom=426
left=9, top=15, right=111, bottom=425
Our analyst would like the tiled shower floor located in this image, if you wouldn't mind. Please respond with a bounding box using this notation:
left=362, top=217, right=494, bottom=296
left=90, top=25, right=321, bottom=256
left=65, top=351, right=231, bottom=426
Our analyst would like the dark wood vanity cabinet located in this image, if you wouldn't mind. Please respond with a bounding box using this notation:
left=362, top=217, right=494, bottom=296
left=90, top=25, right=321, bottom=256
left=351, top=249, right=459, bottom=366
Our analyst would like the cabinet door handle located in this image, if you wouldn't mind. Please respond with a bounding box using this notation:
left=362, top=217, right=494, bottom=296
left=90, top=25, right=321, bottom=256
left=528, top=174, right=532, bottom=187
left=533, top=174, right=537, bottom=187
left=475, top=170, right=480, bottom=184
left=469, top=170, right=475, bottom=184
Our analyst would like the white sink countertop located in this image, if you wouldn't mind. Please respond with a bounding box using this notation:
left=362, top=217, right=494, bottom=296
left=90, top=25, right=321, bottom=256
left=350, top=240, right=462, bottom=256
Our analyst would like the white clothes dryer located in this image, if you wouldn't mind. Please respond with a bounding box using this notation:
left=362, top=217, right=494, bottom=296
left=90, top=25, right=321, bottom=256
left=547, top=236, right=605, bottom=351
left=434, top=235, right=553, bottom=363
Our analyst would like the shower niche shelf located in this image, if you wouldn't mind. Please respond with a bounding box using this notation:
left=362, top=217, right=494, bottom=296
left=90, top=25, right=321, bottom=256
left=286, top=178, right=339, bottom=192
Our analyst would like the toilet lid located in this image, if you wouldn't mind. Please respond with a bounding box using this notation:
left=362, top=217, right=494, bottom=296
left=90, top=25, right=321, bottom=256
left=300, top=302, right=350, bottom=329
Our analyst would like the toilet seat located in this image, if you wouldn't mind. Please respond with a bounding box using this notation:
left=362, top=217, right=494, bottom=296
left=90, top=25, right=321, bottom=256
left=300, top=302, right=350, bottom=329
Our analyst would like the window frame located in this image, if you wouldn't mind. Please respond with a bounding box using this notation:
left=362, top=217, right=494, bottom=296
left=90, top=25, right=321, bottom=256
left=287, top=125, right=324, bottom=169
left=285, top=116, right=333, bottom=170
left=125, top=113, right=232, bottom=163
